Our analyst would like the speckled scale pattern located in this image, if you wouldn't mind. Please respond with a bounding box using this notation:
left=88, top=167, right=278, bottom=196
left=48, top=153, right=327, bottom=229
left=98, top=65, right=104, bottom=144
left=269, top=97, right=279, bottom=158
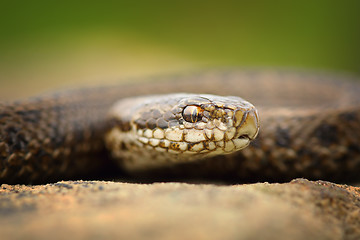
left=1, top=70, right=360, bottom=183
left=0, top=93, right=110, bottom=183
left=135, top=98, right=180, bottom=130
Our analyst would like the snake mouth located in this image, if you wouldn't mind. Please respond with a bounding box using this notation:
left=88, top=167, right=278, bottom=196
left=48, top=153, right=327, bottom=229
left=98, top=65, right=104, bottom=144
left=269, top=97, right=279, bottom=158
left=235, top=108, right=259, bottom=141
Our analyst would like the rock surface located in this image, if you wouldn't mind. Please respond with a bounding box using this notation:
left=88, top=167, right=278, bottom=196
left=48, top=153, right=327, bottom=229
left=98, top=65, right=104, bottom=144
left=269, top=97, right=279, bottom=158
left=1, top=179, right=360, bottom=240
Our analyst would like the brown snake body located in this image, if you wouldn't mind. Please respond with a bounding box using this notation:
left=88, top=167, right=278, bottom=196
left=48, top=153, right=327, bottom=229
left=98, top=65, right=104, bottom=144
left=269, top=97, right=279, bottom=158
left=1, top=70, right=360, bottom=184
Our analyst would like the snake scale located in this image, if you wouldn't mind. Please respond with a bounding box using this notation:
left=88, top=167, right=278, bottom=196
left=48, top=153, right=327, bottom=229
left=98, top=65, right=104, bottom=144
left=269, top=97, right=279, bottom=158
left=1, top=70, right=360, bottom=184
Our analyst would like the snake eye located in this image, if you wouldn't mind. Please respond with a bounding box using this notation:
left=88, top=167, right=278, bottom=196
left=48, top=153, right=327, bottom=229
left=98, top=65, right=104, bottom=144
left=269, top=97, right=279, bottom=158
left=182, top=106, right=203, bottom=123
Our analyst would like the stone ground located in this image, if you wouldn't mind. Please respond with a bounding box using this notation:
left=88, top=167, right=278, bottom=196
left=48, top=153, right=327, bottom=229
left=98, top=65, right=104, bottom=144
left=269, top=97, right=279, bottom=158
left=1, top=179, right=360, bottom=240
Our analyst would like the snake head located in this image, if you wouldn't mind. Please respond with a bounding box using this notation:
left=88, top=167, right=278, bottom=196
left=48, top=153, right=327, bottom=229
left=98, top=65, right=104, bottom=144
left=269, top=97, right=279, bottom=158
left=106, top=93, right=259, bottom=171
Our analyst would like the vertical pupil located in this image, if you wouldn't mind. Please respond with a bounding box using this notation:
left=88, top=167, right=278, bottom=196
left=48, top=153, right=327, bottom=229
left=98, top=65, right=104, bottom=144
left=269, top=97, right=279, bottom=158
left=191, top=109, right=198, bottom=122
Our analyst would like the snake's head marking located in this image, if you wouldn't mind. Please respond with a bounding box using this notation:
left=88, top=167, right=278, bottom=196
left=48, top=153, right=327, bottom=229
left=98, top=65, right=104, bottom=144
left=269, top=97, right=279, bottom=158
left=106, top=93, right=259, bottom=171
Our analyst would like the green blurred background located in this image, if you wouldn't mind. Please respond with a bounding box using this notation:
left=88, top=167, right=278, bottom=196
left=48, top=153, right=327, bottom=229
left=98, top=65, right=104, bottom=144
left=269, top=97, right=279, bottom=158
left=1, top=1, right=359, bottom=99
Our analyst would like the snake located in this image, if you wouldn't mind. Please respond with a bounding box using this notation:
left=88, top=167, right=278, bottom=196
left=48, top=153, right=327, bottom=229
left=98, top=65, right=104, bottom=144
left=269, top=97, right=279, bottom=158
left=1, top=70, right=360, bottom=184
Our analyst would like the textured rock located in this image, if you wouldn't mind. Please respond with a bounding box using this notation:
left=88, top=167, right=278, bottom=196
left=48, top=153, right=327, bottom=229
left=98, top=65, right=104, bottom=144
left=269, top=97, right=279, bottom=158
left=1, top=179, right=360, bottom=240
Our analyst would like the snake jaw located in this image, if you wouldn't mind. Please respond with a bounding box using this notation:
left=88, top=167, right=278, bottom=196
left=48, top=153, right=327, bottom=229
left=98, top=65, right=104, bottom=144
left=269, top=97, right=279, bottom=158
left=229, top=108, right=260, bottom=153
left=234, top=108, right=260, bottom=142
